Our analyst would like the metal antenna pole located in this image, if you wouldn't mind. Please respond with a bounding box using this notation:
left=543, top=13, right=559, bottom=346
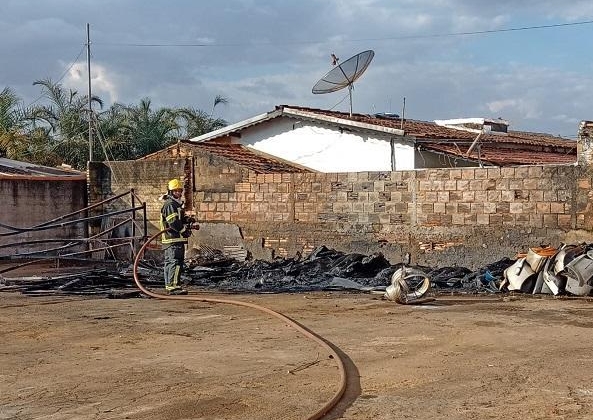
left=86, top=23, right=93, bottom=162
left=348, top=84, right=353, bottom=117
left=400, top=97, right=406, bottom=130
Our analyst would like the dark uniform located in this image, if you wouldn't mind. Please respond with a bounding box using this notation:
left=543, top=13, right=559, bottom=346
left=160, top=193, right=190, bottom=293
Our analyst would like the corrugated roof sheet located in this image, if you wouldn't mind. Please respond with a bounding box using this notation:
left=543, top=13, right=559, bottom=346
left=0, top=158, right=85, bottom=179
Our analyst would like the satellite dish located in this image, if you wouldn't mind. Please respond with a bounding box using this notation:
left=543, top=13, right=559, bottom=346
left=312, top=50, right=375, bottom=116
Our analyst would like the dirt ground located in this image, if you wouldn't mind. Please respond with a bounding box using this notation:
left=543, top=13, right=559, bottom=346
left=2, top=278, right=593, bottom=420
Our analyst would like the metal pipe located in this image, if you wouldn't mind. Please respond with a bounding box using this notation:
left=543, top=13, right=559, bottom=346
left=0, top=206, right=144, bottom=237
left=0, top=259, right=46, bottom=275
left=465, top=131, right=483, bottom=157
left=57, top=242, right=130, bottom=258
left=89, top=217, right=133, bottom=240
left=0, top=190, right=131, bottom=232
left=131, top=188, right=137, bottom=255
left=0, top=235, right=144, bottom=250
left=7, top=243, right=78, bottom=257
left=87, top=23, right=93, bottom=162
left=142, top=202, right=148, bottom=242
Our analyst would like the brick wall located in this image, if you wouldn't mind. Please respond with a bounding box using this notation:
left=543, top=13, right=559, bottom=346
left=1, top=178, right=87, bottom=255
left=89, top=152, right=593, bottom=270
left=194, top=164, right=592, bottom=269
left=88, top=159, right=189, bottom=234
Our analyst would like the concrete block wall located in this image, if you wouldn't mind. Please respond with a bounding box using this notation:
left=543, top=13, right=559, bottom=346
left=88, top=159, right=188, bottom=235
left=0, top=178, right=87, bottom=255
left=194, top=164, right=593, bottom=269
left=578, top=121, right=593, bottom=166
left=88, top=152, right=252, bottom=233
left=88, top=151, right=593, bottom=269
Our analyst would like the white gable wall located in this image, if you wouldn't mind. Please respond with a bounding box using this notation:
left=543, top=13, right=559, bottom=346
left=229, top=117, right=415, bottom=172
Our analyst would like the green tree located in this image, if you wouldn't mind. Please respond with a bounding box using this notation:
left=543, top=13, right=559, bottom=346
left=29, top=79, right=103, bottom=169
left=177, top=95, right=228, bottom=138
left=94, top=105, right=133, bottom=161
left=0, top=87, right=30, bottom=159
left=3, top=80, right=230, bottom=165
left=114, top=98, right=179, bottom=159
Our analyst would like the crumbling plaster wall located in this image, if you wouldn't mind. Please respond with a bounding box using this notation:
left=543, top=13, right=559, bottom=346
left=1, top=178, right=87, bottom=255
left=89, top=149, right=593, bottom=270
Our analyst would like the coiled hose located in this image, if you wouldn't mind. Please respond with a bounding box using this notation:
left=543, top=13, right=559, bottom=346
left=132, top=230, right=348, bottom=420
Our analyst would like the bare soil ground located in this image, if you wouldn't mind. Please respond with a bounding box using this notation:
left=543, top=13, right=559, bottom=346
left=2, top=275, right=593, bottom=419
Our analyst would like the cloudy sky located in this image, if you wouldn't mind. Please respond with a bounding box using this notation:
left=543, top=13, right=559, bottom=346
left=2, top=0, right=593, bottom=138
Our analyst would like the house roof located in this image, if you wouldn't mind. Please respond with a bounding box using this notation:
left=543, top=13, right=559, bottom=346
left=140, top=141, right=313, bottom=173
left=422, top=143, right=576, bottom=166
left=186, top=142, right=313, bottom=173
left=189, top=105, right=577, bottom=167
left=0, top=158, right=86, bottom=180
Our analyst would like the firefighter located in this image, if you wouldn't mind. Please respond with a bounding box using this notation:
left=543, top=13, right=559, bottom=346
left=160, top=178, right=192, bottom=295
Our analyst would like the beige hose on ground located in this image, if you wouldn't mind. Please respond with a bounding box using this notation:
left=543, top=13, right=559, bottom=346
left=132, top=230, right=348, bottom=420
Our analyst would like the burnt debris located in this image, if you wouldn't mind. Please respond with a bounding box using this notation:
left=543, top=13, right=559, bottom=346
left=1, top=245, right=516, bottom=298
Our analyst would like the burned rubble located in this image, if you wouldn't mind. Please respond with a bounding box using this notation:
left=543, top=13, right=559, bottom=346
left=0, top=245, right=510, bottom=298
left=183, top=245, right=512, bottom=295
left=2, top=243, right=593, bottom=300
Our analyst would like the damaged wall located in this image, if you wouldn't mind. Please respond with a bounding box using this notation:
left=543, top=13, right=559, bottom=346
left=87, top=159, right=188, bottom=232
left=88, top=153, right=251, bottom=259
left=89, top=151, right=593, bottom=270
left=0, top=177, right=87, bottom=255
left=192, top=165, right=593, bottom=269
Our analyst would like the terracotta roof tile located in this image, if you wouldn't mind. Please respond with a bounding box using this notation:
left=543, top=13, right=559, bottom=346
left=421, top=143, right=576, bottom=166
left=182, top=141, right=313, bottom=173
left=278, top=105, right=576, bottom=148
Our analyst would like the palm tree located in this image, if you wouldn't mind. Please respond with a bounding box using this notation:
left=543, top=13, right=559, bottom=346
left=211, top=94, right=228, bottom=117
left=115, top=98, right=179, bottom=159
left=29, top=79, right=103, bottom=169
left=94, top=106, right=133, bottom=161
left=176, top=96, right=228, bottom=139
left=0, top=87, right=30, bottom=159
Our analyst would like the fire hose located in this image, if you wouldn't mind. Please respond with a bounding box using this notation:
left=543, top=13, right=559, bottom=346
left=132, top=229, right=348, bottom=420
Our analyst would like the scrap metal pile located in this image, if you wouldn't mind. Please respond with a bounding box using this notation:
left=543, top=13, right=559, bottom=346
left=500, top=243, right=593, bottom=297
left=0, top=265, right=160, bottom=298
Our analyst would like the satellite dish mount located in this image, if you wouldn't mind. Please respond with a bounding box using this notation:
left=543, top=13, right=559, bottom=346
left=312, top=50, right=375, bottom=116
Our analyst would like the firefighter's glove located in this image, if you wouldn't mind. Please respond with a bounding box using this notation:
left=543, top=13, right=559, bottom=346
left=182, top=215, right=197, bottom=224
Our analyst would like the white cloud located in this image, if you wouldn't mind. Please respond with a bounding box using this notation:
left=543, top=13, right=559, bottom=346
left=486, top=98, right=541, bottom=120
left=63, top=62, right=119, bottom=104
left=2, top=0, right=593, bottom=138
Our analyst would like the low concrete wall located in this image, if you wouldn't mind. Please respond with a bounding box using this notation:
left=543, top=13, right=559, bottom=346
left=0, top=178, right=87, bottom=256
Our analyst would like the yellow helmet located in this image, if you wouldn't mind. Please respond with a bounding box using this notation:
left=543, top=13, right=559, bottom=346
left=167, top=178, right=183, bottom=191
